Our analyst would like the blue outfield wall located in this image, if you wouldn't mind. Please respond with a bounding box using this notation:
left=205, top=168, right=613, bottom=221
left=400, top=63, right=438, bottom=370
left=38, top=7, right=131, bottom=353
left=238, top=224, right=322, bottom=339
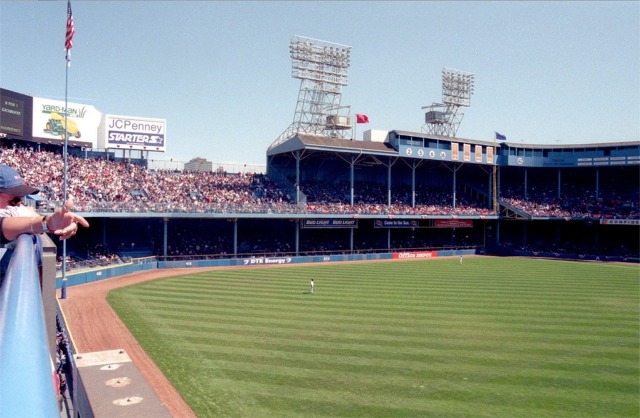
left=56, top=249, right=478, bottom=289
left=157, top=252, right=395, bottom=270
left=56, top=261, right=157, bottom=288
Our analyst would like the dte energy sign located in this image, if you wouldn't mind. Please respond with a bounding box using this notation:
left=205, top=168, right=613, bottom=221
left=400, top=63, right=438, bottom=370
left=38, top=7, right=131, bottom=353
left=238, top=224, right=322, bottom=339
left=101, top=114, right=166, bottom=152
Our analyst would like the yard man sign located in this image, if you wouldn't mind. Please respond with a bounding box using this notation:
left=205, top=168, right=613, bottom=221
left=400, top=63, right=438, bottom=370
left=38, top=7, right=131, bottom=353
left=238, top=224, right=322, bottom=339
left=33, top=97, right=101, bottom=148
left=100, top=114, right=167, bottom=152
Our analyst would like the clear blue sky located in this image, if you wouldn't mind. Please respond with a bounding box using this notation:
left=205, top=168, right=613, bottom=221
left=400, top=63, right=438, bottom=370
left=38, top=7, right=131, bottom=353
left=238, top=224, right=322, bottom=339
left=1, top=1, right=638, bottom=165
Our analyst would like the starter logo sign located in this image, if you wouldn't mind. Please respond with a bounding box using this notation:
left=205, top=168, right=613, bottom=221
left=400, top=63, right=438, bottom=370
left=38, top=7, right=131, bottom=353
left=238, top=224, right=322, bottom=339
left=102, top=114, right=166, bottom=151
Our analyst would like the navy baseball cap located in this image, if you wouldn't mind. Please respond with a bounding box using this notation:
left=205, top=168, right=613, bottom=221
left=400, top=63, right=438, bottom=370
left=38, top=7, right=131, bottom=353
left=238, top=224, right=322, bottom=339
left=0, top=164, right=39, bottom=196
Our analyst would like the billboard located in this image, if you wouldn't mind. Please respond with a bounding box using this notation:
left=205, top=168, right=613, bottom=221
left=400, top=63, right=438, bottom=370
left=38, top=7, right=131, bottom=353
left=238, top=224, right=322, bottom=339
left=100, top=114, right=166, bottom=152
left=392, top=251, right=438, bottom=259
left=1, top=89, right=32, bottom=140
left=374, top=219, right=419, bottom=228
left=32, top=97, right=100, bottom=148
left=1, top=94, right=24, bottom=138
left=302, top=219, right=358, bottom=229
left=434, top=219, right=473, bottom=228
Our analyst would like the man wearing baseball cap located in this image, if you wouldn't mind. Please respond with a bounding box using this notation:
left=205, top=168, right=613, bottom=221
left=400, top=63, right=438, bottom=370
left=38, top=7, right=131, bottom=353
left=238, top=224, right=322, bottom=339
left=0, top=164, right=89, bottom=241
left=0, top=164, right=40, bottom=198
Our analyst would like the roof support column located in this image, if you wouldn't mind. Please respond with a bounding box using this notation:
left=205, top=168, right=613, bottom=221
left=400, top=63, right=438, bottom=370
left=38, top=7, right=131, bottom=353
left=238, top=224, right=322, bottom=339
left=295, top=150, right=301, bottom=204
left=452, top=169, right=457, bottom=209
left=498, top=166, right=501, bottom=204
left=488, top=171, right=492, bottom=207
left=350, top=158, right=355, bottom=206
left=557, top=169, right=561, bottom=199
left=411, top=162, right=416, bottom=208
left=163, top=217, right=168, bottom=257
left=387, top=158, right=392, bottom=207
left=233, top=219, right=238, bottom=257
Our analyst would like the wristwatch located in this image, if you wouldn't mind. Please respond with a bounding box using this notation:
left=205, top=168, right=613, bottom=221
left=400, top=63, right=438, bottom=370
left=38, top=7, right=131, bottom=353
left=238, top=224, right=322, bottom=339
left=41, top=216, right=50, bottom=233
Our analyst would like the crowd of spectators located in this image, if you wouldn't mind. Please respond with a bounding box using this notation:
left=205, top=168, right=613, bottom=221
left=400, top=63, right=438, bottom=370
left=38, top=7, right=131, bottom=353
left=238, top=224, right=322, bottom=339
left=301, top=179, right=493, bottom=216
left=0, top=146, right=640, bottom=218
left=0, top=145, right=291, bottom=214
left=1, top=143, right=636, bottom=219
left=55, top=244, right=126, bottom=272
left=500, top=182, right=639, bottom=219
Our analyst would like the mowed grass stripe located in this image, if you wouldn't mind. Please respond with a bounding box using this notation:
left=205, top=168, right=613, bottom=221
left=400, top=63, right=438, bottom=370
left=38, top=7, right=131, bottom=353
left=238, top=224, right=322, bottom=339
left=156, top=326, right=638, bottom=367
left=145, top=310, right=636, bottom=349
left=131, top=264, right=637, bottom=307
left=119, top=282, right=638, bottom=310
left=124, top=277, right=638, bottom=323
left=169, top=336, right=638, bottom=380
left=140, top=265, right=638, bottom=292
left=124, top=290, right=637, bottom=341
left=132, top=297, right=637, bottom=332
left=130, top=276, right=633, bottom=304
left=203, top=368, right=635, bottom=410
left=177, top=376, right=635, bottom=418
left=197, top=357, right=637, bottom=394
left=107, top=257, right=639, bottom=417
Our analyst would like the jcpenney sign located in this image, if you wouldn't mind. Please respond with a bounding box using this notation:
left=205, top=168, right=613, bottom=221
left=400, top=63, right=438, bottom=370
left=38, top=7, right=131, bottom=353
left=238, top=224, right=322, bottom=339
left=100, top=114, right=167, bottom=151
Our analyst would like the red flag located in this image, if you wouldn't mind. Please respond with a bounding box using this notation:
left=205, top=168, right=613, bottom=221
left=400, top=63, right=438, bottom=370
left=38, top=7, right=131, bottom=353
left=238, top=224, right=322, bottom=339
left=65, top=0, right=74, bottom=62
left=356, top=114, right=369, bottom=124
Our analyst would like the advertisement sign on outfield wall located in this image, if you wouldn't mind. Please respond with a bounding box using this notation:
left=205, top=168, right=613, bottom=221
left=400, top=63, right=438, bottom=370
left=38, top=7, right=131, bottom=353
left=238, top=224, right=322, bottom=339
left=393, top=251, right=438, bottom=259
left=100, top=114, right=166, bottom=152
left=32, top=97, right=100, bottom=148
left=243, top=256, right=292, bottom=265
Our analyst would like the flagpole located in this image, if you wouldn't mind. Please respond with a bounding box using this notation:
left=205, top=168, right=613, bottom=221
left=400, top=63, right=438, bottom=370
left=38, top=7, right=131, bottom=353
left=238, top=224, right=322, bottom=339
left=61, top=53, right=69, bottom=299
left=61, top=1, right=73, bottom=299
left=353, top=117, right=356, bottom=141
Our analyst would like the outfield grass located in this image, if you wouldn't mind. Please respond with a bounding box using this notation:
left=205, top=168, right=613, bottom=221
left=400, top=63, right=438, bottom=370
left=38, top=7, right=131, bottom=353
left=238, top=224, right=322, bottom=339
left=107, top=257, right=639, bottom=417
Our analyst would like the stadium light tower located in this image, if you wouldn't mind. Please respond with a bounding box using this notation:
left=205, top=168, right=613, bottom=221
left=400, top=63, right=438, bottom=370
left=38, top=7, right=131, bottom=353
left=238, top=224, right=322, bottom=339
left=270, top=36, right=353, bottom=150
left=422, top=68, right=475, bottom=137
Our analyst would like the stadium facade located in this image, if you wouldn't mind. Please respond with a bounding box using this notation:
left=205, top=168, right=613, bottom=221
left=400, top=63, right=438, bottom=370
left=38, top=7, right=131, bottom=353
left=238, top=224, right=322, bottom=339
left=1, top=87, right=639, bottom=263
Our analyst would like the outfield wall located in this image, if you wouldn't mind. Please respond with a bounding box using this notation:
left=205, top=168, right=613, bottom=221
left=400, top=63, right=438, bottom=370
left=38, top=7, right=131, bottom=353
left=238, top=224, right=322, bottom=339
left=56, top=259, right=157, bottom=288
left=56, top=249, right=476, bottom=289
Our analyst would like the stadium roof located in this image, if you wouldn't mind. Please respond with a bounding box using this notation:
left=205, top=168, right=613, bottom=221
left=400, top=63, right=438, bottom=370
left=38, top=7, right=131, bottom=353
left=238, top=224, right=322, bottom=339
left=266, top=133, right=398, bottom=158
left=267, top=130, right=639, bottom=159
left=497, top=140, right=640, bottom=150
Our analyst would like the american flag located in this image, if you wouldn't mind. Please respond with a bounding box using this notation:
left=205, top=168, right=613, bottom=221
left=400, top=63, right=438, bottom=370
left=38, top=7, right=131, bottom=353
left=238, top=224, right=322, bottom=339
left=65, top=0, right=74, bottom=63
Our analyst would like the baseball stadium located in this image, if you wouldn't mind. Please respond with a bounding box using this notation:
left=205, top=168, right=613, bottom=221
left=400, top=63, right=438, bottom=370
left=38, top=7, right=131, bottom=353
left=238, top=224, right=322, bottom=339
left=1, top=35, right=639, bottom=418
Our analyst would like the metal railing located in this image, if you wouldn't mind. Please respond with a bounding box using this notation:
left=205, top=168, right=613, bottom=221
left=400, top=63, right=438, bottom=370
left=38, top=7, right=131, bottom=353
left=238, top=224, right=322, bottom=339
left=0, top=234, right=59, bottom=418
